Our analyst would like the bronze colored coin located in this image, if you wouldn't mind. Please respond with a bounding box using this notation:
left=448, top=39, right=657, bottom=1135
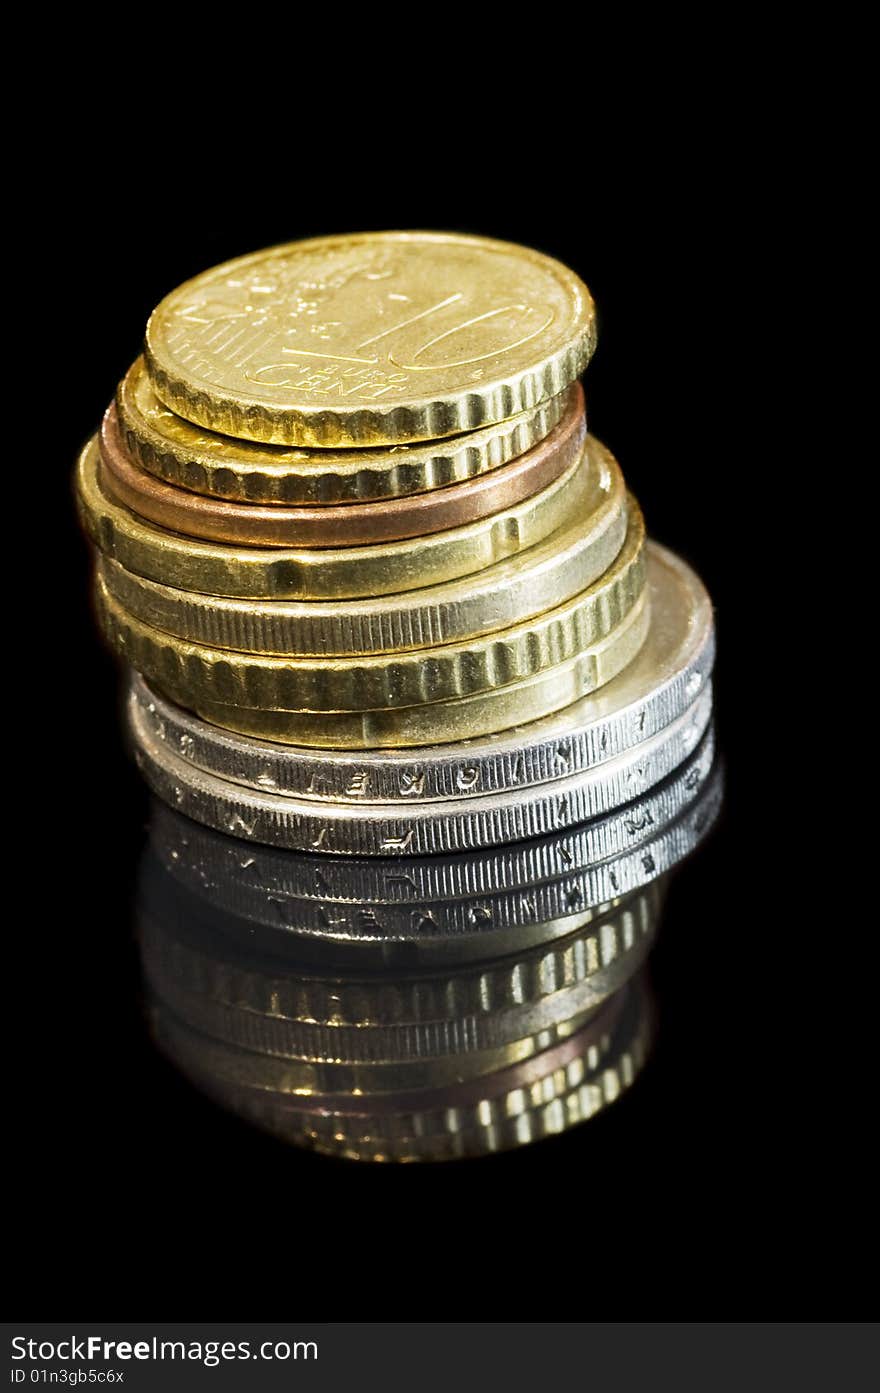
left=98, top=388, right=586, bottom=547
left=93, top=442, right=629, bottom=657
left=118, top=357, right=573, bottom=506
left=144, top=232, right=596, bottom=446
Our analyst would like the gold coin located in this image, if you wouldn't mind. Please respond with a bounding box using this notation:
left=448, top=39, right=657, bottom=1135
left=94, top=506, right=644, bottom=712
left=94, top=438, right=628, bottom=655
left=147, top=985, right=650, bottom=1160
left=76, top=432, right=604, bottom=600
left=149, top=999, right=609, bottom=1095
left=119, top=356, right=572, bottom=505
left=125, top=592, right=650, bottom=748
left=144, top=232, right=596, bottom=446
left=141, top=887, right=658, bottom=1033
left=260, top=999, right=650, bottom=1161
left=141, top=895, right=654, bottom=1065
left=101, top=386, right=585, bottom=545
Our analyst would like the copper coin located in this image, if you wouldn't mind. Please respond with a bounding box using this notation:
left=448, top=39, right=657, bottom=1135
left=97, top=388, right=586, bottom=549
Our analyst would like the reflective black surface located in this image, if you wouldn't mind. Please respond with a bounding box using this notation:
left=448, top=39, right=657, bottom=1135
left=22, top=174, right=850, bottom=1316
left=133, top=745, right=720, bottom=1161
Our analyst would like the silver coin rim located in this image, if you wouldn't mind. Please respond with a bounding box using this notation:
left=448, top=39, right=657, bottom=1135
left=131, top=683, right=713, bottom=857
left=150, top=723, right=714, bottom=927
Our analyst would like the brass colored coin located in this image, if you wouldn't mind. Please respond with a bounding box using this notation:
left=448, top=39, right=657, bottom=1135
left=99, top=387, right=585, bottom=547
left=76, top=431, right=601, bottom=600
left=293, top=1029, right=649, bottom=1160
left=144, top=233, right=596, bottom=446
left=141, top=886, right=657, bottom=1034
left=142, top=592, right=650, bottom=748
left=152, top=991, right=623, bottom=1107
left=126, top=543, right=713, bottom=801
left=149, top=984, right=650, bottom=1160
left=94, top=506, right=644, bottom=713
left=140, top=892, right=655, bottom=1064
left=96, top=440, right=628, bottom=656
left=118, top=356, right=572, bottom=505
left=148, top=995, right=602, bottom=1094
left=269, top=998, right=650, bottom=1161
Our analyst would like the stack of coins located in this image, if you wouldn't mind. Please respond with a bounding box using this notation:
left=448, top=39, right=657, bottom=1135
left=76, top=232, right=719, bottom=1158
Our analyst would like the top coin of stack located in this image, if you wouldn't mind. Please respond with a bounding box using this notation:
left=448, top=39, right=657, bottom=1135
left=77, top=232, right=714, bottom=853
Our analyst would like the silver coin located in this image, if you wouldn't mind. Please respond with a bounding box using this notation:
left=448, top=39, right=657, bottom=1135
left=127, top=541, right=713, bottom=806
left=139, top=846, right=633, bottom=969
left=131, top=680, right=713, bottom=856
left=152, top=720, right=714, bottom=908
left=147, top=735, right=719, bottom=943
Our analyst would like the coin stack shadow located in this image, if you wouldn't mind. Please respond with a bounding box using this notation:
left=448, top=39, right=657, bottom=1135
left=76, top=234, right=719, bottom=1160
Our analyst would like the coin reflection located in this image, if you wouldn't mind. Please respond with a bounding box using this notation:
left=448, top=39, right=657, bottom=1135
left=135, top=742, right=721, bottom=1161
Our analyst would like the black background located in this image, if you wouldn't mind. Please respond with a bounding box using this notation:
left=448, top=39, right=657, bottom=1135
left=14, top=118, right=847, bottom=1320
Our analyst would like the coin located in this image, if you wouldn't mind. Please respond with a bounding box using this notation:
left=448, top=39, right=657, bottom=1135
left=148, top=978, right=628, bottom=1098
left=140, top=869, right=659, bottom=1035
left=282, top=995, right=652, bottom=1160
left=121, top=590, right=649, bottom=746
left=99, top=386, right=586, bottom=546
left=118, top=356, right=572, bottom=505
left=148, top=723, right=714, bottom=946
left=148, top=823, right=666, bottom=957
left=144, top=233, right=597, bottom=447
left=142, top=840, right=629, bottom=969
left=127, top=540, right=713, bottom=790
left=128, top=683, right=713, bottom=857
left=148, top=980, right=650, bottom=1160
left=142, top=897, right=651, bottom=1071
left=77, top=429, right=605, bottom=599
left=98, top=443, right=629, bottom=656
left=95, top=506, right=644, bottom=713
left=149, top=728, right=706, bottom=907
left=147, top=990, right=608, bottom=1093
